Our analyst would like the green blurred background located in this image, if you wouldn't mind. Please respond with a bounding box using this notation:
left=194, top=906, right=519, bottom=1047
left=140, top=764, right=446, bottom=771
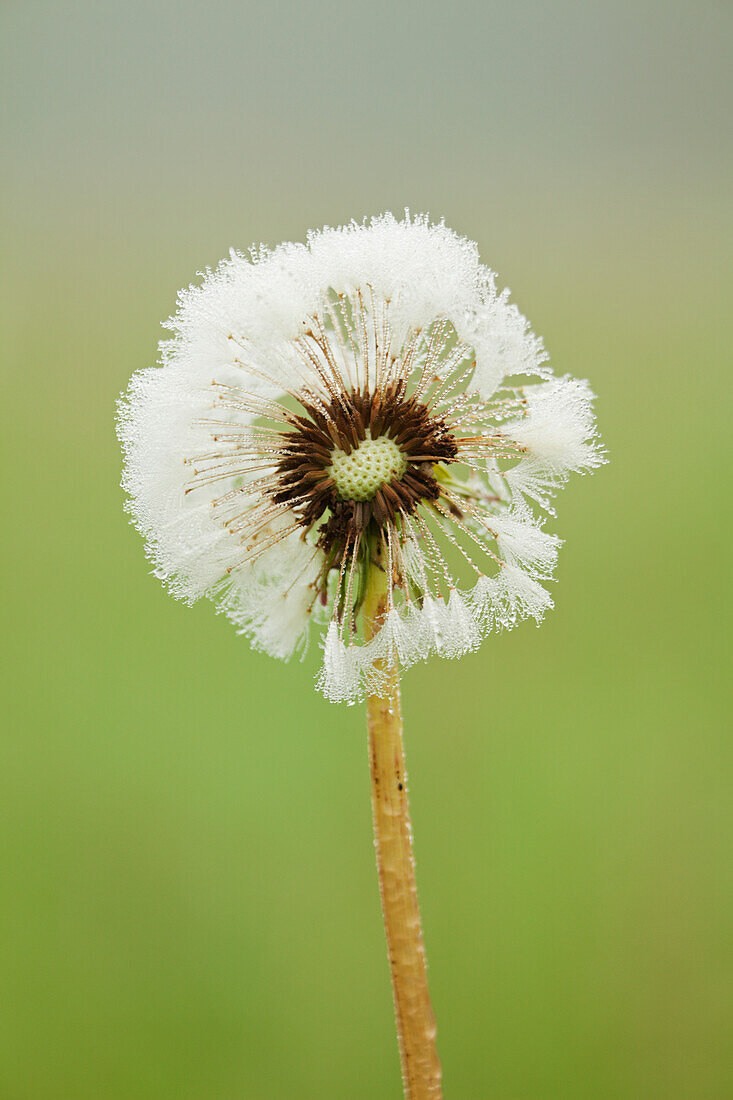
left=2, top=2, right=731, bottom=1096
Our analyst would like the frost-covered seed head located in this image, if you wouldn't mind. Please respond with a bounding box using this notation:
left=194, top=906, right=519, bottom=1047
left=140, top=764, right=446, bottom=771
left=117, top=212, right=605, bottom=703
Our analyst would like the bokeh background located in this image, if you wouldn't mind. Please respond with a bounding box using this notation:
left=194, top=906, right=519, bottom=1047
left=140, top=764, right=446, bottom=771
left=2, top=2, right=731, bottom=1097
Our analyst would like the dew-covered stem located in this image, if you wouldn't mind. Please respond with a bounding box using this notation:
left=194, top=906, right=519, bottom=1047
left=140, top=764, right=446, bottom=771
left=363, top=556, right=442, bottom=1100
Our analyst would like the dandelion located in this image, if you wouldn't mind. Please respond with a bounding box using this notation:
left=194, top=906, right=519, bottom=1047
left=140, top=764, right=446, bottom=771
left=117, top=213, right=604, bottom=1098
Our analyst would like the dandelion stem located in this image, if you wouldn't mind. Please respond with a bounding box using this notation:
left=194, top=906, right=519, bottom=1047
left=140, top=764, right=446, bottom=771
left=363, top=555, right=442, bottom=1100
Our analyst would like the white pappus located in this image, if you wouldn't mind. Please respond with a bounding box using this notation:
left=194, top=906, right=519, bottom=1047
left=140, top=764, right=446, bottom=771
left=117, top=213, right=605, bottom=703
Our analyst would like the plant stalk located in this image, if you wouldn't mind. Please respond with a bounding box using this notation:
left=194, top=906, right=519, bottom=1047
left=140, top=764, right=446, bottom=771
left=362, top=558, right=442, bottom=1100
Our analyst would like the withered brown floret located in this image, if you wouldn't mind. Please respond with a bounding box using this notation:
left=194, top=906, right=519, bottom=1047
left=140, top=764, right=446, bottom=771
left=272, top=381, right=457, bottom=558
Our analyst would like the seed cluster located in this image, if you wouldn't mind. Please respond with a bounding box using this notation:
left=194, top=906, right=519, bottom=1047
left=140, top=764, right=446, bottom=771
left=273, top=383, right=458, bottom=555
left=329, top=434, right=407, bottom=502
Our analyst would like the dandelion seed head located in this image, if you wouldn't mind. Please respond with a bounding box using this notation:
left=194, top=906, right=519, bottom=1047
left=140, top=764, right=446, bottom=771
left=117, top=212, right=605, bottom=703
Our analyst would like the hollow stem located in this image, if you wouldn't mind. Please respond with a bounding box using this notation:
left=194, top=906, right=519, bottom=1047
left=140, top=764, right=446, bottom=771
left=362, top=556, right=442, bottom=1100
